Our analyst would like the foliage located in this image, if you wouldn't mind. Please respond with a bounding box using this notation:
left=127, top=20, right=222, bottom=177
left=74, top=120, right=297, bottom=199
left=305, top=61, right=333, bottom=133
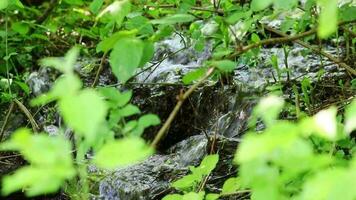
left=1, top=47, right=159, bottom=197
left=163, top=154, right=219, bottom=200
left=0, top=0, right=355, bottom=199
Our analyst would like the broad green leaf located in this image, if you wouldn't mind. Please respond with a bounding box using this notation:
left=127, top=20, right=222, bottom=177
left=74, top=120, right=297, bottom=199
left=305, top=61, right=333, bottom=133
left=90, top=0, right=104, bottom=14
left=31, top=74, right=82, bottom=106
left=12, top=22, right=29, bottom=35
left=138, top=114, right=160, bottom=128
left=96, top=30, right=137, bottom=53
left=97, top=0, right=131, bottom=27
left=120, top=104, right=141, bottom=117
left=251, top=95, right=284, bottom=127
left=151, top=14, right=195, bottom=25
left=162, top=194, right=183, bottom=200
left=172, top=174, right=201, bottom=191
left=339, top=6, right=356, bottom=21
left=318, top=0, right=338, bottom=38
left=1, top=129, right=75, bottom=196
left=182, top=192, right=205, bottom=200
left=312, top=107, right=337, bottom=141
left=109, top=37, right=144, bottom=83
left=40, top=47, right=79, bottom=74
left=198, top=154, right=219, bottom=175
left=182, top=68, right=207, bottom=85
left=222, top=178, right=241, bottom=194
left=0, top=0, right=8, bottom=10
left=212, top=60, right=236, bottom=73
left=14, top=81, right=30, bottom=95
left=251, top=0, right=274, bottom=11
left=63, top=0, right=83, bottom=5
left=298, top=168, right=356, bottom=200
left=205, top=193, right=220, bottom=200
left=94, top=137, right=153, bottom=169
left=138, top=41, right=154, bottom=67
left=59, top=89, right=107, bottom=142
left=99, top=87, right=132, bottom=108
left=274, top=0, right=298, bottom=10
left=345, top=100, right=356, bottom=134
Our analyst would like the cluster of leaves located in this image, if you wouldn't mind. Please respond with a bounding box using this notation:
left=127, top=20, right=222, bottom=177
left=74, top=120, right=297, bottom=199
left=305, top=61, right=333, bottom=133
left=0, top=0, right=355, bottom=198
left=0, top=47, right=160, bottom=197
left=163, top=96, right=356, bottom=200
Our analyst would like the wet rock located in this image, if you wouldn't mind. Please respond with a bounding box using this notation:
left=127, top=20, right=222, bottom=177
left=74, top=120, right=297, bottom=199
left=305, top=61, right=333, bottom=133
left=136, top=34, right=212, bottom=83
left=94, top=135, right=208, bottom=200
left=26, top=67, right=53, bottom=96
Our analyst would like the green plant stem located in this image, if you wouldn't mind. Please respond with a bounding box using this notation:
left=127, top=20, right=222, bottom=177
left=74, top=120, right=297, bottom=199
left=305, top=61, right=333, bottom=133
left=0, top=101, right=15, bottom=142
left=5, top=9, right=12, bottom=96
left=150, top=68, right=215, bottom=148
left=91, top=52, right=108, bottom=87
left=14, top=99, right=39, bottom=132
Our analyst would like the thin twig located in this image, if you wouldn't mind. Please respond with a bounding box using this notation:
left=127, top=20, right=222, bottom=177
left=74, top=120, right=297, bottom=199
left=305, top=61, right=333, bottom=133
left=150, top=68, right=215, bottom=148
left=91, top=52, right=108, bottom=87
left=0, top=101, right=15, bottom=142
left=228, top=28, right=317, bottom=58
left=220, top=190, right=251, bottom=197
left=264, top=26, right=356, bottom=76
left=14, top=99, right=39, bottom=132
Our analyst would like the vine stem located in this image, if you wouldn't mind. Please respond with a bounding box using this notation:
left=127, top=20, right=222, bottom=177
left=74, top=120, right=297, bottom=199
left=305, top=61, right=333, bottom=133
left=219, top=190, right=251, bottom=197
left=91, top=52, right=108, bottom=87
left=264, top=25, right=356, bottom=76
left=150, top=67, right=215, bottom=148
left=0, top=102, right=15, bottom=142
left=14, top=99, right=39, bottom=132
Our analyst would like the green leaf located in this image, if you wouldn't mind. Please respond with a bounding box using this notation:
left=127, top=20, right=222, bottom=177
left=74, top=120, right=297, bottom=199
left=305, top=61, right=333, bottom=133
left=12, top=22, right=29, bottom=35
left=345, top=100, right=356, bottom=134
left=251, top=95, right=284, bottom=127
left=251, top=0, right=274, bottom=11
left=182, top=192, right=205, bottom=200
left=0, top=0, right=9, bottom=10
left=138, top=114, right=160, bottom=128
left=59, top=89, right=107, bottom=143
left=120, top=104, right=141, bottom=117
left=198, top=154, right=219, bottom=175
left=63, top=0, right=83, bottom=5
left=205, top=193, right=220, bottom=200
left=109, top=37, right=144, bottom=83
left=14, top=81, right=30, bottom=95
left=151, top=14, right=195, bottom=25
left=298, top=168, right=356, bottom=200
left=99, top=87, right=132, bottom=108
left=96, top=30, right=137, bottom=53
left=318, top=0, right=338, bottom=38
left=31, top=74, right=82, bottom=106
left=97, top=0, right=131, bottom=27
left=339, top=6, right=356, bottom=21
left=139, top=41, right=154, bottom=67
left=222, top=178, right=241, bottom=194
left=172, top=174, right=201, bottom=191
left=182, top=68, right=207, bottom=85
left=274, top=0, right=298, bottom=10
left=40, top=47, right=80, bottom=74
left=1, top=129, right=75, bottom=196
left=213, top=60, right=236, bottom=73
left=89, top=0, right=104, bottom=14
left=312, top=107, right=338, bottom=141
left=94, top=137, right=153, bottom=169
left=162, top=194, right=183, bottom=200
